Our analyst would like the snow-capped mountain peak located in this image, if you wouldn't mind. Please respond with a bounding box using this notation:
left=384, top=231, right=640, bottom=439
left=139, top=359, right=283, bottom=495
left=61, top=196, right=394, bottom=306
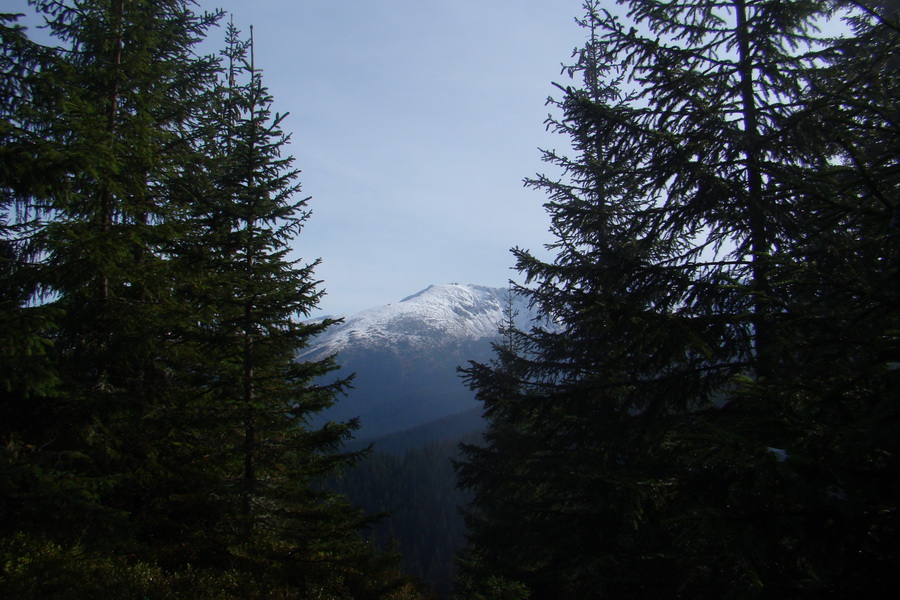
left=300, top=283, right=533, bottom=360
left=298, top=284, right=542, bottom=439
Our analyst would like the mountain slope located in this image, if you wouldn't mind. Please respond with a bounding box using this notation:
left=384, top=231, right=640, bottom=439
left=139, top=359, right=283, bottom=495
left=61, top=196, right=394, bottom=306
left=299, top=284, right=536, bottom=439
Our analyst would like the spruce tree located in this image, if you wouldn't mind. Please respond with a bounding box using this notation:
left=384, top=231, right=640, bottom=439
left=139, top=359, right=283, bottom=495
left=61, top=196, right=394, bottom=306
left=176, top=23, right=417, bottom=597
left=1, top=11, right=57, bottom=406
left=2, top=5, right=430, bottom=599
left=13, top=0, right=221, bottom=548
left=456, top=1, right=898, bottom=597
left=738, top=0, right=900, bottom=590
left=0, top=10, right=64, bottom=542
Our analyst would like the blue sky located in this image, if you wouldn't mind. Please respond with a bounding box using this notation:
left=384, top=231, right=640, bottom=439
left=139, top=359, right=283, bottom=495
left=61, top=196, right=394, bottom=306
left=13, top=0, right=857, bottom=316
left=10, top=0, right=588, bottom=315
left=209, top=0, right=586, bottom=315
left=209, top=1, right=854, bottom=316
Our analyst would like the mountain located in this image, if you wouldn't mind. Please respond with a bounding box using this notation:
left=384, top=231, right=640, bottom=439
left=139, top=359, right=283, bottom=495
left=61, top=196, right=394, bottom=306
left=329, top=433, right=477, bottom=599
left=346, top=406, right=485, bottom=455
left=298, top=283, right=537, bottom=439
left=303, top=284, right=541, bottom=597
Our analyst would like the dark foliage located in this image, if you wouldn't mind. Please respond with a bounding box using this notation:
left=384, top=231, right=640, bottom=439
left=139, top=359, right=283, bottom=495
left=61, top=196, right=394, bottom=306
left=334, top=431, right=481, bottom=599
left=1, top=3, right=430, bottom=598
left=455, top=1, right=899, bottom=598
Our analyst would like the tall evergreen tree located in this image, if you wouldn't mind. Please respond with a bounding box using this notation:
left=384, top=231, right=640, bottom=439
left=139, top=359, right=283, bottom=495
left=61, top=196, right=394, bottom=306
left=2, top=3, right=227, bottom=593
left=2, top=5, right=430, bottom=599
left=1, top=11, right=57, bottom=407
left=456, top=1, right=898, bottom=598
left=739, top=0, right=900, bottom=591
left=6, top=0, right=221, bottom=548
left=0, top=9, right=64, bottom=543
left=172, top=23, right=421, bottom=598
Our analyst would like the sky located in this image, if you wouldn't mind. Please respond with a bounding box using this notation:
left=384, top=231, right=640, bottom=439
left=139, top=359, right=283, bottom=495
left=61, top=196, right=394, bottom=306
left=11, top=0, right=858, bottom=316
left=9, top=0, right=588, bottom=316
left=202, top=0, right=587, bottom=316
left=224, top=0, right=850, bottom=317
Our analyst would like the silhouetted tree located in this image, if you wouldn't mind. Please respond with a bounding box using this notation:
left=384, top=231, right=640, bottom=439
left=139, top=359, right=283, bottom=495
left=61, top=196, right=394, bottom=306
left=457, top=1, right=899, bottom=598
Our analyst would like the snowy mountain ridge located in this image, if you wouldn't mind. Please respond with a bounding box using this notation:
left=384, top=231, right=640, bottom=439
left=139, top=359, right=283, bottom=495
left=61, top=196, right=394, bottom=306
left=297, top=284, right=540, bottom=439
left=300, top=283, right=534, bottom=360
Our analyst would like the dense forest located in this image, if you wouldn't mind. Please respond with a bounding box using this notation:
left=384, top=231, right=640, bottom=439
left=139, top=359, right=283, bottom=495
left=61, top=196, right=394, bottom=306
left=455, top=1, right=899, bottom=599
left=334, top=415, right=488, bottom=599
left=332, top=437, right=473, bottom=600
left=2, top=0, right=898, bottom=599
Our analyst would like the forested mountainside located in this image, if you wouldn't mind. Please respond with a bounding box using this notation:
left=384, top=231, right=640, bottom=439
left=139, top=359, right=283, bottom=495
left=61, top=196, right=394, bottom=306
left=333, top=430, right=483, bottom=600
left=351, top=408, right=485, bottom=455
left=297, top=284, right=514, bottom=598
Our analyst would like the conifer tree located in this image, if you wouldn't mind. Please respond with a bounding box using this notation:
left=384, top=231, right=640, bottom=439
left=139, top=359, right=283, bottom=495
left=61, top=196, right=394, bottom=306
left=2, top=5, right=429, bottom=599
left=0, top=3, right=221, bottom=598
left=12, top=0, right=222, bottom=548
left=1, top=11, right=57, bottom=406
left=0, top=10, right=64, bottom=542
left=732, top=0, right=900, bottom=590
left=175, top=23, right=417, bottom=597
left=456, top=1, right=898, bottom=597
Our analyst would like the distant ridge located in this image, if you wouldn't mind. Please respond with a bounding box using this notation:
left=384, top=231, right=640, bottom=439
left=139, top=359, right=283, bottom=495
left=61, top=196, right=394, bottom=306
left=347, top=407, right=485, bottom=455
